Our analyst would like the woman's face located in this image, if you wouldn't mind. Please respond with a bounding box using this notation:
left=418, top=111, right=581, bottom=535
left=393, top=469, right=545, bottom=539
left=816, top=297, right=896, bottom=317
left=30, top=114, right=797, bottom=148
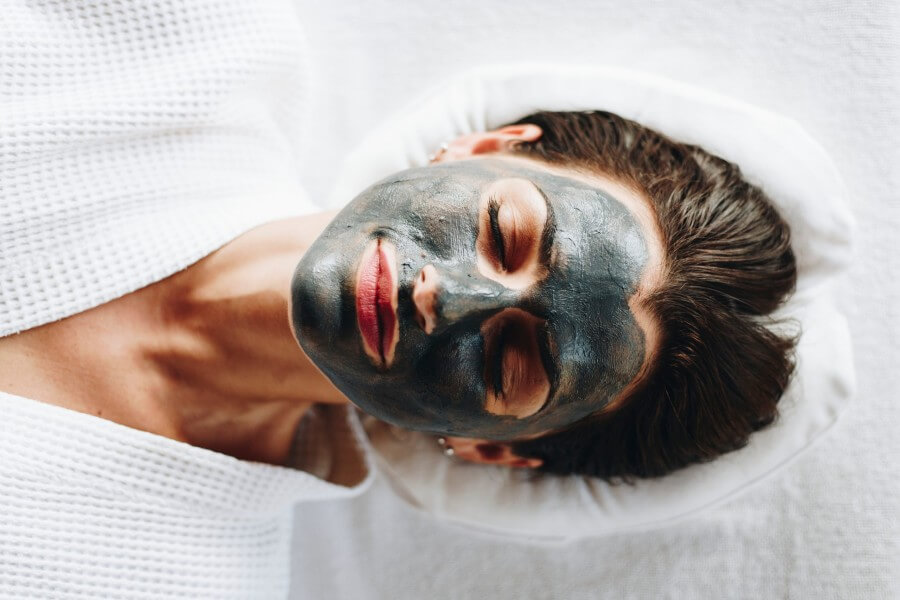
left=291, top=155, right=659, bottom=440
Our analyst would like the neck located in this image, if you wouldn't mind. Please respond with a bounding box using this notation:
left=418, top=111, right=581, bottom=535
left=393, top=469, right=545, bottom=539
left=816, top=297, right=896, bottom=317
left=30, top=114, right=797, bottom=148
left=0, top=211, right=348, bottom=466
left=150, top=212, right=348, bottom=463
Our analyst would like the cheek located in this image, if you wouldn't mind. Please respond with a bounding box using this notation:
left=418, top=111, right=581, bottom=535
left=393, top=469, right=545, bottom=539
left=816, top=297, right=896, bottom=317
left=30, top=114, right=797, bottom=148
left=409, top=184, right=480, bottom=257
left=420, top=217, right=477, bottom=265
left=417, top=331, right=486, bottom=405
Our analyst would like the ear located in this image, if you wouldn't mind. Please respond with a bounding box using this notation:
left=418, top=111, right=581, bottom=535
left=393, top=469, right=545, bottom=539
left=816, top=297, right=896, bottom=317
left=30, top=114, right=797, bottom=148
left=434, top=124, right=542, bottom=163
left=445, top=437, right=543, bottom=469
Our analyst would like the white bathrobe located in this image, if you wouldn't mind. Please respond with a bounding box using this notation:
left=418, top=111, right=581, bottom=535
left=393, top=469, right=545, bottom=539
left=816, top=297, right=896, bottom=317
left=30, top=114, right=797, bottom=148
left=0, top=2, right=373, bottom=598
left=0, top=392, right=372, bottom=599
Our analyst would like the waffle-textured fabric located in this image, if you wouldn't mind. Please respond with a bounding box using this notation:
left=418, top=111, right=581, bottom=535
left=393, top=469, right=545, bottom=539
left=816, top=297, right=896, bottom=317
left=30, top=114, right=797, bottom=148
left=0, top=2, right=374, bottom=598
left=0, top=391, right=373, bottom=599
left=1, top=0, right=313, bottom=337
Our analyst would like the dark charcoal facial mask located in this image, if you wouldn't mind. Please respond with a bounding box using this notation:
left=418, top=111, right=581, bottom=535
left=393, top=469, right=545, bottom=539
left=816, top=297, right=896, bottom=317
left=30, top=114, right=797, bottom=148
left=291, top=157, right=649, bottom=439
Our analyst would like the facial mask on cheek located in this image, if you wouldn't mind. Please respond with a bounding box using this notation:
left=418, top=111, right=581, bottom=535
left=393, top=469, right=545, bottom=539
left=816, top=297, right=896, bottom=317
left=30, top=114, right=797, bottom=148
left=290, top=158, right=649, bottom=440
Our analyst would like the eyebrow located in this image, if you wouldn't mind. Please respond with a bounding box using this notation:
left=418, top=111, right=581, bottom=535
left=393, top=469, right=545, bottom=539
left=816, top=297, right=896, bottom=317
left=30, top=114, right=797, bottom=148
left=535, top=320, right=561, bottom=410
left=530, top=182, right=557, bottom=268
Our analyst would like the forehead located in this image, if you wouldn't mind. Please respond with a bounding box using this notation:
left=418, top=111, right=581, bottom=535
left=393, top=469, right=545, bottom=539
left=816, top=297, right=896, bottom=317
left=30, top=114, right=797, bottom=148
left=506, top=155, right=666, bottom=374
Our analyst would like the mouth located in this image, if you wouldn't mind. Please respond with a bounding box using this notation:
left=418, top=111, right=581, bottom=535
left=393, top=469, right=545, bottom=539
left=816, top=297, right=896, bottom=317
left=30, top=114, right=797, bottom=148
left=355, top=238, right=399, bottom=368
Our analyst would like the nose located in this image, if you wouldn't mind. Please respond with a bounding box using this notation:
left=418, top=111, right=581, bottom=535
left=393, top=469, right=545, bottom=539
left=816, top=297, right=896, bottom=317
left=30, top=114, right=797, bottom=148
left=412, top=264, right=516, bottom=334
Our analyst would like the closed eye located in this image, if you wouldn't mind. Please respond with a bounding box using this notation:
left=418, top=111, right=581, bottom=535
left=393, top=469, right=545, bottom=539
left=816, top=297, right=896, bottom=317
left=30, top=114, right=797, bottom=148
left=481, top=309, right=552, bottom=419
left=476, top=178, right=552, bottom=289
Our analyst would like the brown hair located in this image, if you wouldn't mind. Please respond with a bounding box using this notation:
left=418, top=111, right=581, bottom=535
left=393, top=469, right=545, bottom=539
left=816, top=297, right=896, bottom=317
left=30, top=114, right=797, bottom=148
left=506, top=111, right=798, bottom=480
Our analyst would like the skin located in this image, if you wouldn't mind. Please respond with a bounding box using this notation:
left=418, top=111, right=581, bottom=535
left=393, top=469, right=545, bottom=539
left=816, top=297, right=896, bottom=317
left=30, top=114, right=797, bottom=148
left=0, top=125, right=663, bottom=469
left=0, top=214, right=346, bottom=465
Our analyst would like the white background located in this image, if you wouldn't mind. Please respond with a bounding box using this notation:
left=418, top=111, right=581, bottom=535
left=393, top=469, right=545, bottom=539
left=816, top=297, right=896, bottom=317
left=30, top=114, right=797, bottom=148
left=289, top=1, right=899, bottom=598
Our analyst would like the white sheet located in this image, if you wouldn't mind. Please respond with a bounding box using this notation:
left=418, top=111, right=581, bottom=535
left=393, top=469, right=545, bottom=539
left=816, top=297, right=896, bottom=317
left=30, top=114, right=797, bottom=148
left=288, top=1, right=900, bottom=598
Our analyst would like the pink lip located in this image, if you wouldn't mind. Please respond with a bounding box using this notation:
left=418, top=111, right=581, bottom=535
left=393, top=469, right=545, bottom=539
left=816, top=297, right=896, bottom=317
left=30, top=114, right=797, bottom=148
left=355, top=240, right=398, bottom=367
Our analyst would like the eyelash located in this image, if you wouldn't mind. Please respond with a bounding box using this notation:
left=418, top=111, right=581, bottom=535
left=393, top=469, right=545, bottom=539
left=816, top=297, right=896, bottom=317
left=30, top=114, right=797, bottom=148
left=487, top=195, right=507, bottom=271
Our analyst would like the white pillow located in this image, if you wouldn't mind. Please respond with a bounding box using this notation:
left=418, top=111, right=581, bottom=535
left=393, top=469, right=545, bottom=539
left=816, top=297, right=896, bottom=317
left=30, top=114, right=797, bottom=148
left=329, top=63, right=856, bottom=539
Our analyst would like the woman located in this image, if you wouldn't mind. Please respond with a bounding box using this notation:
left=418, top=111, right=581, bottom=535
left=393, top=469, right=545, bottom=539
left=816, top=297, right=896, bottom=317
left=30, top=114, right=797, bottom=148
left=0, top=110, right=796, bottom=481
